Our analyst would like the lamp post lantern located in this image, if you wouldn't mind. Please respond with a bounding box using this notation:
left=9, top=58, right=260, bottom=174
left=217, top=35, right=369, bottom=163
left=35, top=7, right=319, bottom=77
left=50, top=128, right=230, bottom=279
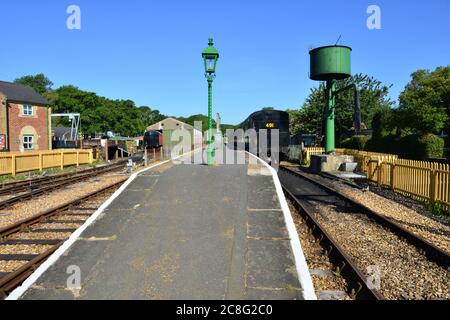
left=202, top=38, right=219, bottom=166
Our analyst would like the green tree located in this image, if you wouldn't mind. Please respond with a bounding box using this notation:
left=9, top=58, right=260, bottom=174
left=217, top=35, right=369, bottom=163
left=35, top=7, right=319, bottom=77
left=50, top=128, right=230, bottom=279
left=398, top=66, right=450, bottom=134
left=220, top=124, right=237, bottom=134
left=177, top=114, right=216, bottom=132
left=47, top=85, right=166, bottom=136
left=371, top=108, right=395, bottom=139
left=14, top=73, right=53, bottom=95
left=293, top=74, right=394, bottom=138
left=14, top=74, right=168, bottom=137
left=136, top=106, right=166, bottom=132
left=286, top=109, right=302, bottom=136
left=176, top=114, right=235, bottom=134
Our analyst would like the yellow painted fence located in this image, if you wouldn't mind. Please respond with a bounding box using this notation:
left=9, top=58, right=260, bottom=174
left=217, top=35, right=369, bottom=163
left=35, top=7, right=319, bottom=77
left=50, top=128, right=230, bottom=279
left=0, top=149, right=93, bottom=176
left=302, top=147, right=398, bottom=166
left=302, top=147, right=450, bottom=211
left=302, top=147, right=326, bottom=163
left=367, top=159, right=450, bottom=211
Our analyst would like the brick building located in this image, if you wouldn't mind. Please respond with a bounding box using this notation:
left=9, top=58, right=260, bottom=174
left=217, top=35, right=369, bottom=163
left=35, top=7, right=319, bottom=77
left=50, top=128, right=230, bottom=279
left=0, top=81, right=51, bottom=152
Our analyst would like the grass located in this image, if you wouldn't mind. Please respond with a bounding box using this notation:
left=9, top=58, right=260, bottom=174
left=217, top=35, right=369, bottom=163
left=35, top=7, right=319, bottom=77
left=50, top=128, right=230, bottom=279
left=426, top=202, right=450, bottom=217
left=0, top=173, right=29, bottom=184
left=301, top=158, right=311, bottom=166
left=89, top=159, right=105, bottom=167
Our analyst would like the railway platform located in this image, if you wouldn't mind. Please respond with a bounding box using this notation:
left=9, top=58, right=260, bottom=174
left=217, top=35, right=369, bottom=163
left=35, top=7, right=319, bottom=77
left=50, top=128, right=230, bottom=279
left=10, top=150, right=314, bottom=300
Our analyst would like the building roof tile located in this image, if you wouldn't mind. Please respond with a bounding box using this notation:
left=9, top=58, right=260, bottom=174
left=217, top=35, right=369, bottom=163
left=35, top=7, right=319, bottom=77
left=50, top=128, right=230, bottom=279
left=0, top=81, right=49, bottom=105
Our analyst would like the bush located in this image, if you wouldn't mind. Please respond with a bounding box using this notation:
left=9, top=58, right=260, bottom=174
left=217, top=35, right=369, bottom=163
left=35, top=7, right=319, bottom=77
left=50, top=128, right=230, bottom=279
left=444, top=148, right=450, bottom=158
left=288, top=146, right=302, bottom=163
left=300, top=150, right=310, bottom=166
left=365, top=134, right=397, bottom=154
left=339, top=135, right=370, bottom=151
left=372, top=109, right=394, bottom=139
left=426, top=202, right=448, bottom=217
left=365, top=133, right=444, bottom=159
left=416, top=133, right=444, bottom=159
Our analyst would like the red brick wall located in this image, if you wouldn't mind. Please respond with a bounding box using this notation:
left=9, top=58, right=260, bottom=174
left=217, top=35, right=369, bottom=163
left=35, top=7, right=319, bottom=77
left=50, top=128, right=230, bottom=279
left=7, top=102, right=49, bottom=152
left=0, top=94, right=6, bottom=150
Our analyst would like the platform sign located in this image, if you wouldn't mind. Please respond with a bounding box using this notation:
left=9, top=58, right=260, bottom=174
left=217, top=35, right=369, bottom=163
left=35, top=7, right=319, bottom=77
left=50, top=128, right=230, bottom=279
left=0, top=135, right=5, bottom=150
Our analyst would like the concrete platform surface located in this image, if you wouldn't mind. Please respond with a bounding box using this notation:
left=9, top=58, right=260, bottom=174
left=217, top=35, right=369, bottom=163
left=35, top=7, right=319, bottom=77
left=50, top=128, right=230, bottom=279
left=19, top=152, right=307, bottom=300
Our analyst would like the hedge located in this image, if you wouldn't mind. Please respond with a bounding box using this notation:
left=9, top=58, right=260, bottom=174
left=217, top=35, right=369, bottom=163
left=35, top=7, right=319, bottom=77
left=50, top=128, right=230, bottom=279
left=365, top=133, right=444, bottom=159
left=339, top=135, right=370, bottom=151
left=417, top=134, right=444, bottom=159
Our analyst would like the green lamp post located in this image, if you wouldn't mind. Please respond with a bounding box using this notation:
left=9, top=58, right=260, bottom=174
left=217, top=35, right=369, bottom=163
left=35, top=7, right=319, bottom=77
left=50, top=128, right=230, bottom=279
left=202, top=38, right=219, bottom=166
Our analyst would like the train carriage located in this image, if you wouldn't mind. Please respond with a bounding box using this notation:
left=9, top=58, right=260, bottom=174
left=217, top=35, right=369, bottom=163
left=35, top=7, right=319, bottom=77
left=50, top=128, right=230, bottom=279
left=144, top=130, right=163, bottom=149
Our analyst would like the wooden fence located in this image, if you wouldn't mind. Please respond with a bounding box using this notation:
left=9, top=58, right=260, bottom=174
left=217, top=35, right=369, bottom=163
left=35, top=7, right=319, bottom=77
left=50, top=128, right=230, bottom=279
left=302, top=147, right=326, bottom=163
left=0, top=149, right=93, bottom=176
left=366, top=159, right=450, bottom=211
left=301, top=147, right=397, bottom=167
left=335, top=148, right=398, bottom=172
left=302, top=147, right=450, bottom=210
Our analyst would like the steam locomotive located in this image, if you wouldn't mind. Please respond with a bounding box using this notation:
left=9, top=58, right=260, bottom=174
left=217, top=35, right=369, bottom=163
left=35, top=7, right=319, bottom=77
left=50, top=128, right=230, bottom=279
left=239, top=110, right=290, bottom=160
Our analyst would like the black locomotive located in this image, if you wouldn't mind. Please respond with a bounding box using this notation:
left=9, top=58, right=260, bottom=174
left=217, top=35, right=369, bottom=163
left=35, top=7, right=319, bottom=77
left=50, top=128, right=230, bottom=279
left=238, top=110, right=290, bottom=160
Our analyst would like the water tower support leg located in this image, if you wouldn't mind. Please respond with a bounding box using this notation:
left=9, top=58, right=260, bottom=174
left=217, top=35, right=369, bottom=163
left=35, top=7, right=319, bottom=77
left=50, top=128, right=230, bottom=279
left=325, top=80, right=336, bottom=154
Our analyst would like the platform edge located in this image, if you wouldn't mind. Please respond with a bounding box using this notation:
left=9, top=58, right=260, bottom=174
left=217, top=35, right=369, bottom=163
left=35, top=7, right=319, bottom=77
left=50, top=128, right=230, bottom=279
left=246, top=152, right=317, bottom=300
left=5, top=153, right=191, bottom=301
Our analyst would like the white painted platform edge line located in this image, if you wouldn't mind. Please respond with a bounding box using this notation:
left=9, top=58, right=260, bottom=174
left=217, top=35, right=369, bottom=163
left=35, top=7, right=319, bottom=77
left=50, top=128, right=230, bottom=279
left=246, top=152, right=317, bottom=300
left=6, top=154, right=188, bottom=301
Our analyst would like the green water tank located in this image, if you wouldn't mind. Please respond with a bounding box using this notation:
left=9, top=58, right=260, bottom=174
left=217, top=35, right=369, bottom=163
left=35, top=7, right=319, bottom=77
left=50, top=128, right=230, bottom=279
left=309, top=45, right=352, bottom=81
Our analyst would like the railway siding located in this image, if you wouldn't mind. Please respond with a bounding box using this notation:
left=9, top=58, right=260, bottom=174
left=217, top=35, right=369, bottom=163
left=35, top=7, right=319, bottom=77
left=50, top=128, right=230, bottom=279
left=0, top=181, right=125, bottom=298
left=286, top=164, right=450, bottom=254
left=279, top=166, right=450, bottom=300
left=0, top=163, right=128, bottom=229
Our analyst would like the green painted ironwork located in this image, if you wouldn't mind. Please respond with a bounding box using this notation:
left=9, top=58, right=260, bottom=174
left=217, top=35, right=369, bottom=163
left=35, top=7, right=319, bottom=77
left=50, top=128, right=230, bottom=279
left=325, top=80, right=336, bottom=153
left=202, top=38, right=219, bottom=165
left=309, top=45, right=352, bottom=154
left=207, top=78, right=213, bottom=165
left=309, top=46, right=352, bottom=81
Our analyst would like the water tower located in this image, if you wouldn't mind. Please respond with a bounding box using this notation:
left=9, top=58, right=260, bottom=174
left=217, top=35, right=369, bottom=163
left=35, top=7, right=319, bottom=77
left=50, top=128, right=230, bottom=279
left=308, top=45, right=362, bottom=174
left=309, top=45, right=352, bottom=154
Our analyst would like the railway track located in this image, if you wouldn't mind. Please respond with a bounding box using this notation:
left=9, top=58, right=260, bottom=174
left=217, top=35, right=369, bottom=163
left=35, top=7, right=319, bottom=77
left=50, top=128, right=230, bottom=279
left=279, top=165, right=450, bottom=300
left=0, top=179, right=126, bottom=299
left=0, top=161, right=127, bottom=210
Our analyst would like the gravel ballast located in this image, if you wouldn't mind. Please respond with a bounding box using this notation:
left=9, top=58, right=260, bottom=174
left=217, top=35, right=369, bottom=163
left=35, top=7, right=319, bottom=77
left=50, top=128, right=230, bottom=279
left=0, top=245, right=52, bottom=255
left=287, top=202, right=351, bottom=300
left=0, top=181, right=123, bottom=278
left=282, top=163, right=450, bottom=255
left=0, top=174, right=127, bottom=229
left=309, top=200, right=449, bottom=300
left=280, top=164, right=450, bottom=300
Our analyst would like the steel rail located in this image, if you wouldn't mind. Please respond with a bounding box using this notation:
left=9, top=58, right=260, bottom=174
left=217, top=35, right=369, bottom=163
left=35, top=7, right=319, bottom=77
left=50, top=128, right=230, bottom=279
left=0, top=162, right=126, bottom=210
left=0, top=179, right=126, bottom=239
left=282, top=185, right=384, bottom=300
left=280, top=166, right=450, bottom=269
left=0, top=180, right=126, bottom=299
left=0, top=245, right=61, bottom=299
left=0, top=160, right=127, bottom=196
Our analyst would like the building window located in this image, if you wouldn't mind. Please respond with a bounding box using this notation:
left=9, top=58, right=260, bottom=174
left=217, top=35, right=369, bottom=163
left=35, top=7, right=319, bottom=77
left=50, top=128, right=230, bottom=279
left=22, top=104, right=34, bottom=116
left=23, top=135, right=34, bottom=150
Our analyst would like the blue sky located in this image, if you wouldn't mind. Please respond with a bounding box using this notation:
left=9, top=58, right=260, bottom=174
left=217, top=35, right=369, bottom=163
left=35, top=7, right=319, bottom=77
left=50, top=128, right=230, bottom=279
left=1, top=0, right=449, bottom=124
